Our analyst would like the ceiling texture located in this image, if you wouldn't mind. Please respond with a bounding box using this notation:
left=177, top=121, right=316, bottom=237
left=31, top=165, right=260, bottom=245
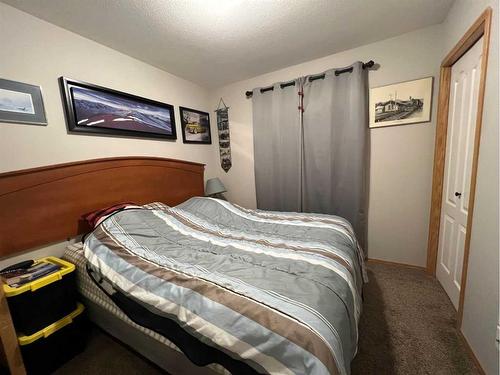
left=2, top=0, right=454, bottom=88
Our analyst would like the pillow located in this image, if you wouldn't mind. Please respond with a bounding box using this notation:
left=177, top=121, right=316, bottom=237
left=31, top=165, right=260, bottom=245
left=83, top=202, right=140, bottom=228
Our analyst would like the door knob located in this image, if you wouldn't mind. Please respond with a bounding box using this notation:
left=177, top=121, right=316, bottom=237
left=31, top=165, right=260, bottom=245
left=455, top=192, right=462, bottom=198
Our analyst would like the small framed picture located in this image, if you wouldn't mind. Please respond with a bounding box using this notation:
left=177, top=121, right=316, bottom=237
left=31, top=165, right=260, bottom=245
left=0, top=78, right=47, bottom=126
left=369, top=76, right=433, bottom=128
left=179, top=107, right=211, bottom=144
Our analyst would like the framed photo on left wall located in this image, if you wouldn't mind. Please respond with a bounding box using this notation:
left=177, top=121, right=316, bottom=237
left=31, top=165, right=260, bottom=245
left=60, top=77, right=177, bottom=140
left=0, top=78, right=47, bottom=126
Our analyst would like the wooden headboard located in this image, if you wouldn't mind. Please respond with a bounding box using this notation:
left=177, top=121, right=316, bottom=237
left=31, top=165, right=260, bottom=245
left=0, top=157, right=205, bottom=258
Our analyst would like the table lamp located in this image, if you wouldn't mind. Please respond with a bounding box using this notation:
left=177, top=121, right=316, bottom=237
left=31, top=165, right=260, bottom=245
left=205, top=178, right=227, bottom=200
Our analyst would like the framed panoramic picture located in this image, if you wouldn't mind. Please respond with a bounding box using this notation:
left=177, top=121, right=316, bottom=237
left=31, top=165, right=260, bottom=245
left=0, top=78, right=47, bottom=126
left=179, top=106, right=211, bottom=144
left=59, top=77, right=176, bottom=140
left=369, top=76, right=433, bottom=128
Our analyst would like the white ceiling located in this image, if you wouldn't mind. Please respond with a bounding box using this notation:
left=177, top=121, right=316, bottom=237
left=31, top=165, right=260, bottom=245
left=2, top=0, right=454, bottom=88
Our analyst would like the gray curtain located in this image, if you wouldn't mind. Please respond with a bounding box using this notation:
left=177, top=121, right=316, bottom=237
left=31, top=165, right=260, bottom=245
left=252, top=80, right=303, bottom=212
left=302, top=62, right=369, bottom=248
left=252, top=62, right=368, bottom=247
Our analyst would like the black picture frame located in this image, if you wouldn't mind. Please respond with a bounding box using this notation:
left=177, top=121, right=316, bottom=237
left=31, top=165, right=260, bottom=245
left=59, top=77, right=177, bottom=140
left=0, top=78, right=47, bottom=126
left=179, top=106, right=212, bottom=144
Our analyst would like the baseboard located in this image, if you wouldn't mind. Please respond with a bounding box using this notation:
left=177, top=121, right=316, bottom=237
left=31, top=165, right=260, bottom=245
left=367, top=258, right=426, bottom=271
left=457, top=330, right=486, bottom=375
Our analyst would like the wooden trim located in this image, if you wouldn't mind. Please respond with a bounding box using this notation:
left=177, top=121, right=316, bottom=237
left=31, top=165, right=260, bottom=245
left=0, top=157, right=205, bottom=258
left=367, top=258, right=426, bottom=271
left=426, top=7, right=492, bottom=328
left=426, top=67, right=452, bottom=274
left=457, top=330, right=486, bottom=375
left=0, top=286, right=25, bottom=375
left=442, top=9, right=492, bottom=67
left=0, top=156, right=204, bottom=179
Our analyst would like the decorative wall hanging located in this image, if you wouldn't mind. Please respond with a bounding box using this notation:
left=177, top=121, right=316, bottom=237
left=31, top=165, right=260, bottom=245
left=0, top=78, right=47, bottom=126
left=369, top=76, right=433, bottom=128
left=215, top=98, right=232, bottom=172
left=60, top=77, right=176, bottom=140
left=179, top=107, right=211, bottom=144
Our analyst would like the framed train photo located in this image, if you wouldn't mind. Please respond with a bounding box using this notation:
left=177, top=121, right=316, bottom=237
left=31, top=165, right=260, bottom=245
left=369, top=77, right=433, bottom=128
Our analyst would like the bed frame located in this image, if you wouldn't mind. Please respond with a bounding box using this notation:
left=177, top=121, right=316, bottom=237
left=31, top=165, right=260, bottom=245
left=0, top=156, right=205, bottom=258
left=0, top=156, right=206, bottom=374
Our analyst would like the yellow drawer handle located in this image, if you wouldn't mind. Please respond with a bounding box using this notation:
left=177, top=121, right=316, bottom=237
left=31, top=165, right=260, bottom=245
left=42, top=316, right=73, bottom=339
left=18, top=303, right=84, bottom=345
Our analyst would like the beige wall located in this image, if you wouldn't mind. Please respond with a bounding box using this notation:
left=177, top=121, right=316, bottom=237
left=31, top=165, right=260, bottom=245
left=210, top=25, right=444, bottom=267
left=1, top=7, right=498, bottom=373
left=0, top=2, right=217, bottom=175
left=0, top=3, right=218, bottom=267
left=442, top=1, right=499, bottom=374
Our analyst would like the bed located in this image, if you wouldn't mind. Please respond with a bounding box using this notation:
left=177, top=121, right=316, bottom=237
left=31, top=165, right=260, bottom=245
left=0, top=157, right=365, bottom=375
left=63, top=242, right=229, bottom=375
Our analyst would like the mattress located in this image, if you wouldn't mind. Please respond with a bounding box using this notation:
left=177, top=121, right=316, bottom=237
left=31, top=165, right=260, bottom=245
left=83, top=197, right=365, bottom=375
left=63, top=243, right=229, bottom=375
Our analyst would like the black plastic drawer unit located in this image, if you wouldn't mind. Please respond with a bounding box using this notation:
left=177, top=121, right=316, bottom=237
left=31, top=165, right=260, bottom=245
left=18, top=303, right=87, bottom=374
left=4, top=257, right=77, bottom=336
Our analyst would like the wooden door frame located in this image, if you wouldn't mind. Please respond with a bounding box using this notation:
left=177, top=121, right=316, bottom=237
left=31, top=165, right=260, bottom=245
left=426, top=7, right=492, bottom=327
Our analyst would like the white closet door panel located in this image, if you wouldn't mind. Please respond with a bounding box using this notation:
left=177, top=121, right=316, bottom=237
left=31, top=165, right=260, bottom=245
left=437, top=37, right=483, bottom=308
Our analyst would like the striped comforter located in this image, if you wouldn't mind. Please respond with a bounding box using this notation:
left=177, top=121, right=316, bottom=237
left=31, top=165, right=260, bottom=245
left=84, top=197, right=366, bottom=375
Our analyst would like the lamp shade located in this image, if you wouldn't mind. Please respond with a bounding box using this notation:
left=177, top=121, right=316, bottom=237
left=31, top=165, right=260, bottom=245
left=205, top=178, right=226, bottom=196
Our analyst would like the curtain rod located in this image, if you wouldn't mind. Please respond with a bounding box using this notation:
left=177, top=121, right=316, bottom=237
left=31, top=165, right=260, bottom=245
left=245, top=60, right=375, bottom=98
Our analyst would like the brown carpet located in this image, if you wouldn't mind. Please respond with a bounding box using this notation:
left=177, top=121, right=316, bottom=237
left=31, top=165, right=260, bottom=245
left=55, top=262, right=480, bottom=375
left=351, top=262, right=480, bottom=375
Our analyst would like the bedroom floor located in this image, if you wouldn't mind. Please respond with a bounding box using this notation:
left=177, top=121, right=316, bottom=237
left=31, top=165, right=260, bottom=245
left=54, top=262, right=480, bottom=375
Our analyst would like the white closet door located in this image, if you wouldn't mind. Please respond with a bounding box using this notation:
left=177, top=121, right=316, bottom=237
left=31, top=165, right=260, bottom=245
left=436, top=37, right=483, bottom=308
